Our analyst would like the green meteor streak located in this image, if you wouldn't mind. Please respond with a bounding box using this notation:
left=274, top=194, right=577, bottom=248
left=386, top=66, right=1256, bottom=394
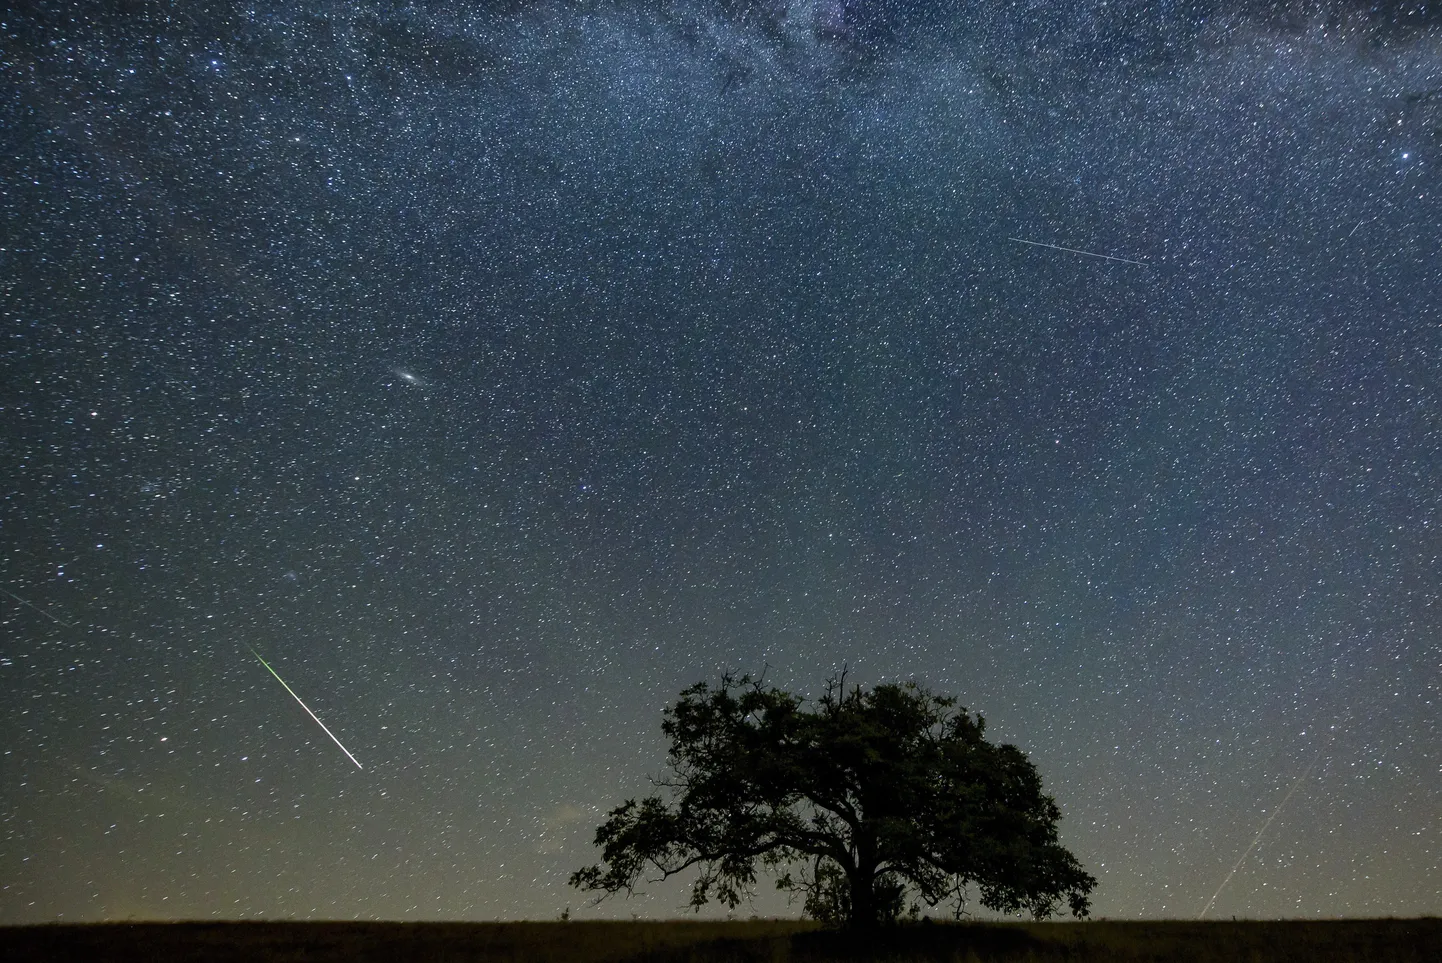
left=250, top=647, right=363, bottom=770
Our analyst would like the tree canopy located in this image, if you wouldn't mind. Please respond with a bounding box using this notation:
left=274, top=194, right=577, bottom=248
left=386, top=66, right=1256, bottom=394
left=570, top=673, right=1096, bottom=928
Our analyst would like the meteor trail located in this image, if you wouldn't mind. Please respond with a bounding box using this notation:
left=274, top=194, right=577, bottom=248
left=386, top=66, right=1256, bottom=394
left=1007, top=236, right=1148, bottom=266
left=1, top=587, right=74, bottom=627
left=1196, top=751, right=1320, bottom=919
left=250, top=648, right=363, bottom=770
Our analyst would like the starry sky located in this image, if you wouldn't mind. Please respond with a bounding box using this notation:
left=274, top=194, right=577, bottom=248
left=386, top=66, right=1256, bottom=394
left=2, top=0, right=1440, bottom=924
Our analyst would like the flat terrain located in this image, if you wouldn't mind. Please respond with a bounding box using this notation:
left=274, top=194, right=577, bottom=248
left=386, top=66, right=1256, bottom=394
left=0, top=918, right=1437, bottom=962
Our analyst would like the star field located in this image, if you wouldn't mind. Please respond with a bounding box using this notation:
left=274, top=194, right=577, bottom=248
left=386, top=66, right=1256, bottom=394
left=1, top=0, right=1439, bottom=922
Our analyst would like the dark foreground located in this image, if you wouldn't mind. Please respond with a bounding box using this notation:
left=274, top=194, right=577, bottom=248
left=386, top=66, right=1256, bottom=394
left=1, top=918, right=1438, bottom=962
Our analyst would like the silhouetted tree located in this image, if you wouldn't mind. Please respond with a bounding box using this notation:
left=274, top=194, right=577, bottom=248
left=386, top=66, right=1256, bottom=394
left=570, top=673, right=1096, bottom=928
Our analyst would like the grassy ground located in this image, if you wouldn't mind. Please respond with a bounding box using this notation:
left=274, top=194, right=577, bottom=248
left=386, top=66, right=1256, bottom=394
left=0, top=918, right=1437, bottom=962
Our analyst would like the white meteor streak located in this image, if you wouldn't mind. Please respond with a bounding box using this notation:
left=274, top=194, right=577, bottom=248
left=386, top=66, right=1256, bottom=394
left=1196, top=753, right=1319, bottom=919
left=1, top=587, right=74, bottom=627
left=1007, top=236, right=1148, bottom=266
left=250, top=648, right=363, bottom=770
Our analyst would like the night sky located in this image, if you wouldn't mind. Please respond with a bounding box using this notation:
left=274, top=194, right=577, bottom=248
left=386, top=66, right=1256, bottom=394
left=3, top=0, right=1440, bottom=923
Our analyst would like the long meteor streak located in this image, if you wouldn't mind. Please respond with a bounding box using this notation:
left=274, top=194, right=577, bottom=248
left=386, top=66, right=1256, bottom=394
left=250, top=648, right=363, bottom=770
left=1196, top=752, right=1319, bottom=919
left=1, top=587, right=75, bottom=626
left=1007, top=236, right=1148, bottom=266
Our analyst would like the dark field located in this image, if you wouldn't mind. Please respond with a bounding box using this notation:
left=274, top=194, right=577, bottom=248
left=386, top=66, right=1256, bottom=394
left=1, top=919, right=1438, bottom=963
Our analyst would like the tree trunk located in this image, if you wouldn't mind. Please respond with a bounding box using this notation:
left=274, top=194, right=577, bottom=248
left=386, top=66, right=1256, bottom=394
left=846, top=865, right=879, bottom=930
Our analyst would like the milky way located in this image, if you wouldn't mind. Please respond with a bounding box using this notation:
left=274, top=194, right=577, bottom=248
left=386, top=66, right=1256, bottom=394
left=2, top=1, right=1439, bottom=922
